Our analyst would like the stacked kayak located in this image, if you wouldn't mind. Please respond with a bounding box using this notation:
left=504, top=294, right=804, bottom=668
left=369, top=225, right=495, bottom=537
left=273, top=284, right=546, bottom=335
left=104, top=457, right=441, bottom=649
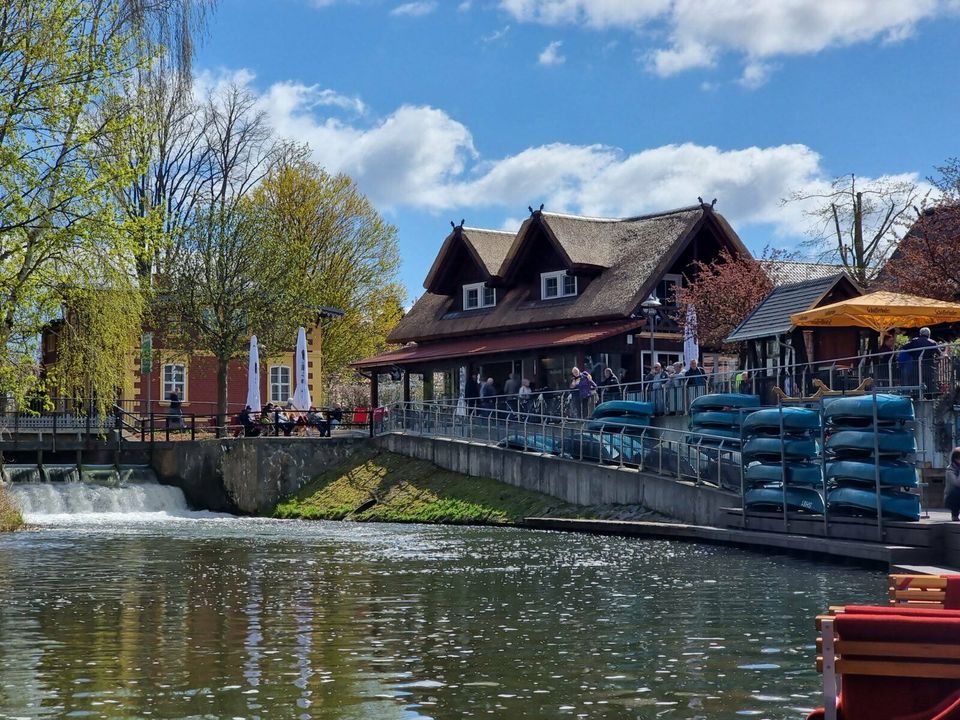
left=587, top=400, right=654, bottom=434
left=687, top=393, right=761, bottom=449
left=742, top=407, right=825, bottom=514
left=823, top=394, right=919, bottom=521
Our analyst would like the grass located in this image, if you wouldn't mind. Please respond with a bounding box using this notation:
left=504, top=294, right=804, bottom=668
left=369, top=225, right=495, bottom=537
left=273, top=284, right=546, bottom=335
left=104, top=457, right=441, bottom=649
left=0, top=484, right=22, bottom=532
left=273, top=445, right=573, bottom=525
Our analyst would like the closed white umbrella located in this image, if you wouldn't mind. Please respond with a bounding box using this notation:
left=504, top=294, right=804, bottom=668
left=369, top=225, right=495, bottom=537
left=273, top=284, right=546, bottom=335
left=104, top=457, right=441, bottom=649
left=292, top=326, right=312, bottom=410
left=246, top=336, right=262, bottom=411
left=683, top=305, right=700, bottom=367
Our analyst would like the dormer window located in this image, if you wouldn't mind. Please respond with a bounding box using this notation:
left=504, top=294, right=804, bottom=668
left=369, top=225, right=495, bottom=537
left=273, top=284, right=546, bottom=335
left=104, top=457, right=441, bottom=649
left=463, top=282, right=496, bottom=310
left=541, top=270, right=577, bottom=300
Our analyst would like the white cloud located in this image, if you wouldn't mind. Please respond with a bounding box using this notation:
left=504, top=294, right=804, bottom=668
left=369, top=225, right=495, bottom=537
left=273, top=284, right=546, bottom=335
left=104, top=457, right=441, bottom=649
left=458, top=0, right=473, bottom=10
left=499, top=0, right=953, bottom=83
left=390, top=1, right=437, bottom=17
left=738, top=61, right=775, bottom=89
left=227, top=68, right=928, bottom=242
left=538, top=40, right=565, bottom=65
left=482, top=24, right=511, bottom=43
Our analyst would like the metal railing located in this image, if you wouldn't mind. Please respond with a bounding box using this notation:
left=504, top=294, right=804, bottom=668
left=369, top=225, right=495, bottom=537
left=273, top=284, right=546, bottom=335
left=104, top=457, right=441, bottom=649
left=379, top=398, right=743, bottom=491
left=419, top=343, right=959, bottom=418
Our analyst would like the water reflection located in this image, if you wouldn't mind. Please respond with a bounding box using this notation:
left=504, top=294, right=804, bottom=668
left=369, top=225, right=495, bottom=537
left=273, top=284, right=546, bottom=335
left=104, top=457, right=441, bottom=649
left=0, top=520, right=884, bottom=719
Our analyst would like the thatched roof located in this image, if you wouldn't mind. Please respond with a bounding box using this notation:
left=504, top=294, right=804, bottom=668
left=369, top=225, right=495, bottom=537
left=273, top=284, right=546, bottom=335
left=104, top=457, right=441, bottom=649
left=390, top=204, right=749, bottom=344
left=762, top=260, right=847, bottom=286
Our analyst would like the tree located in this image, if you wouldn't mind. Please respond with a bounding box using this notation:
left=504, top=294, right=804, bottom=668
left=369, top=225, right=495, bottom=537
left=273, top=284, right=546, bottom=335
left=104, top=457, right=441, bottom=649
left=881, top=159, right=960, bottom=301
left=673, top=248, right=774, bottom=350
left=154, top=84, right=284, bottom=418
left=252, top=158, right=404, bottom=392
left=0, top=0, right=214, bottom=410
left=784, top=174, right=921, bottom=286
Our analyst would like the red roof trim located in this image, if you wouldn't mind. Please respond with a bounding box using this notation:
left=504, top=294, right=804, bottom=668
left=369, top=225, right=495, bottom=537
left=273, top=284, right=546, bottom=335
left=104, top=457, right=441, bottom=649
left=353, top=319, right=645, bottom=369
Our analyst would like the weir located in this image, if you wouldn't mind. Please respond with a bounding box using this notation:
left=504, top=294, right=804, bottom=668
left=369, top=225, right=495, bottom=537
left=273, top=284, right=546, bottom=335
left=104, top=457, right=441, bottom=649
left=8, top=480, right=191, bottom=517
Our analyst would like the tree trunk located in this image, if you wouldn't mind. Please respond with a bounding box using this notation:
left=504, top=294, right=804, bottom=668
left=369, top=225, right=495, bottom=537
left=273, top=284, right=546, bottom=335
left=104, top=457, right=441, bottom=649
left=217, top=357, right=229, bottom=436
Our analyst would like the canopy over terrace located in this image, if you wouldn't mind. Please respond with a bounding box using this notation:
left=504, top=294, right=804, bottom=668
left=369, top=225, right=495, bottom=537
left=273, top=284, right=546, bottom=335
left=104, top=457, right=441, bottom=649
left=790, top=291, right=960, bottom=333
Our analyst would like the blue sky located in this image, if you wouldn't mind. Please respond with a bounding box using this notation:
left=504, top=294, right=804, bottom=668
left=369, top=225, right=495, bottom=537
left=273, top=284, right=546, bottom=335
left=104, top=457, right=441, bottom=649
left=196, top=0, right=960, bottom=299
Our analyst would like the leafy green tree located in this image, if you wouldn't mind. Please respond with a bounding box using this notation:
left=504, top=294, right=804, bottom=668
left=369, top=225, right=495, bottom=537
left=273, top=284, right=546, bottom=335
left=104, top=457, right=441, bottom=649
left=0, top=0, right=214, bottom=411
left=252, top=159, right=403, bottom=396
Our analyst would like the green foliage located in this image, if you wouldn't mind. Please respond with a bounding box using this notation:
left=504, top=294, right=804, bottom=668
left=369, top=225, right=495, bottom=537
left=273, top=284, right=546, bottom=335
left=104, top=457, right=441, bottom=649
left=273, top=446, right=571, bottom=524
left=0, top=485, right=22, bottom=532
left=253, top=159, right=404, bottom=392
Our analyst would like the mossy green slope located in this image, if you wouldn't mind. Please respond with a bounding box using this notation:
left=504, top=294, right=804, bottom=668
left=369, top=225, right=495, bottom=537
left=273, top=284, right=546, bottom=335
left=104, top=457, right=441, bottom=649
left=274, top=446, right=571, bottom=524
left=0, top=484, right=22, bottom=531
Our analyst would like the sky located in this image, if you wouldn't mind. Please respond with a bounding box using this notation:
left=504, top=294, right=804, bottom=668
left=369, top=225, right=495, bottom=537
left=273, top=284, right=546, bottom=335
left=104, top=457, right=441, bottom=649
left=195, top=0, right=960, bottom=300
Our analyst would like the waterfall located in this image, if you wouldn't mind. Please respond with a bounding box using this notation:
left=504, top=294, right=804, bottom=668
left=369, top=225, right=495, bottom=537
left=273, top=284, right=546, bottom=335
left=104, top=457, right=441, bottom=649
left=2, top=464, right=221, bottom=523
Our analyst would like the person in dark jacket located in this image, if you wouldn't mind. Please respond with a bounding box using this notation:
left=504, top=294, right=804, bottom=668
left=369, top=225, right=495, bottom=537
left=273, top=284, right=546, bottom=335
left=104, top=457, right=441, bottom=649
left=596, top=367, right=620, bottom=402
left=945, top=447, right=960, bottom=521
left=464, top=372, right=481, bottom=413
left=901, top=327, right=942, bottom=398
left=479, top=377, right=497, bottom=416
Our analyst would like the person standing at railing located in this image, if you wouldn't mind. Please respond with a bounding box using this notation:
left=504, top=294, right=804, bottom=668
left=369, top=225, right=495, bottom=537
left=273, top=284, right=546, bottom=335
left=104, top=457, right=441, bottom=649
left=518, top=378, right=532, bottom=416
left=646, top=362, right=668, bottom=414
left=945, top=447, right=960, bottom=522
left=167, top=390, right=184, bottom=430
left=479, top=377, right=497, bottom=417
left=504, top=372, right=520, bottom=415
left=570, top=367, right=597, bottom=419
left=465, top=372, right=480, bottom=415
left=597, top=367, right=620, bottom=402
left=901, top=327, right=943, bottom=398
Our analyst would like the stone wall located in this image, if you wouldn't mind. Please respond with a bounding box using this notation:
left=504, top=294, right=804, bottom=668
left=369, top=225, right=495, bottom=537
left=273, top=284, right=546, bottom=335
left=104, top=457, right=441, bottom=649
left=375, top=433, right=736, bottom=526
left=152, top=437, right=364, bottom=514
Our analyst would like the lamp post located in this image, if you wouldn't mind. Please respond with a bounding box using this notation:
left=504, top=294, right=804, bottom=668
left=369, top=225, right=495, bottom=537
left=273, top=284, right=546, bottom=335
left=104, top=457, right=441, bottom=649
left=640, top=294, right=662, bottom=375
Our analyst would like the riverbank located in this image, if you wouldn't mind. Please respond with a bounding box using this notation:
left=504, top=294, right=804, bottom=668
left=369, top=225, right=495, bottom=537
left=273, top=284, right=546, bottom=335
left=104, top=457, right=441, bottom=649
left=0, top=484, right=22, bottom=531
left=273, top=446, right=578, bottom=524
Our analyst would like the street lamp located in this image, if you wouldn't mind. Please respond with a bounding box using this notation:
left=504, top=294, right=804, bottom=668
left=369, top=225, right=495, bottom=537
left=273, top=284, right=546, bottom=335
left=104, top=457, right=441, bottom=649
left=641, top=294, right=662, bottom=375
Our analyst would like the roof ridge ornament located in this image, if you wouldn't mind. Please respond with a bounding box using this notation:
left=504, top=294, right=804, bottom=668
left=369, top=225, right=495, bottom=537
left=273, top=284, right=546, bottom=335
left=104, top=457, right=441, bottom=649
left=528, top=203, right=545, bottom=216
left=698, top=196, right=718, bottom=211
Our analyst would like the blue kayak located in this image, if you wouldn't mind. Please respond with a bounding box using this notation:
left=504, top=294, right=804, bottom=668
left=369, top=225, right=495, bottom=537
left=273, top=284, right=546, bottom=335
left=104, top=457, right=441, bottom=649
left=823, top=394, right=914, bottom=425
left=827, top=486, right=920, bottom=521
left=742, top=435, right=820, bottom=461
left=689, top=393, right=761, bottom=412
left=741, top=407, right=821, bottom=434
left=826, top=459, right=919, bottom=488
left=687, top=426, right=742, bottom=442
left=690, top=410, right=742, bottom=428
left=745, top=461, right=824, bottom=487
left=585, top=416, right=651, bottom=433
left=592, top=400, right=654, bottom=419
left=500, top=433, right=563, bottom=454
left=825, top=428, right=916, bottom=455
left=744, top=485, right=825, bottom=514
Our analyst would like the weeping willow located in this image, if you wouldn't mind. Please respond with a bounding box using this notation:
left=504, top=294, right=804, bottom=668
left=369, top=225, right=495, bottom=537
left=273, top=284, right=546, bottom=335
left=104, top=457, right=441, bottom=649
left=51, top=283, right=144, bottom=418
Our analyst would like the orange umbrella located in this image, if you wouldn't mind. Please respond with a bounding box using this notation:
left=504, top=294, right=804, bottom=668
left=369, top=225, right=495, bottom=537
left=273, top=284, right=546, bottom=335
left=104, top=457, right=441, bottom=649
left=790, top=291, right=960, bottom=332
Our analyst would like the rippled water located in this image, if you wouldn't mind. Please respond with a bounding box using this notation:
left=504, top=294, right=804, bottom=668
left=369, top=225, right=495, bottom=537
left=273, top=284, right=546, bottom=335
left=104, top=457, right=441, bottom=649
left=0, top=517, right=885, bottom=719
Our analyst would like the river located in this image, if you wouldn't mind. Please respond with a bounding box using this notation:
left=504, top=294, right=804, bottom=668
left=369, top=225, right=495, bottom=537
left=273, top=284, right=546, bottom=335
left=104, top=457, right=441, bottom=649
left=0, top=485, right=885, bottom=719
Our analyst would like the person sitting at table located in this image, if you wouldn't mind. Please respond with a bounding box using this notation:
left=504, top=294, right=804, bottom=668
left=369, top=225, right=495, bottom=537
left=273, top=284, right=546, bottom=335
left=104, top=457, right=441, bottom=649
left=306, top=407, right=328, bottom=436
left=328, top=403, right=343, bottom=435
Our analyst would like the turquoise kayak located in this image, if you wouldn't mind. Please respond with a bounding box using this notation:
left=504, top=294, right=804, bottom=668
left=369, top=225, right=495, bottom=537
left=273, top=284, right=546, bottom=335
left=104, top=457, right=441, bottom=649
left=741, top=407, right=821, bottom=434
left=823, top=394, right=914, bottom=425
left=827, top=486, right=921, bottom=521
left=825, top=428, right=916, bottom=455
left=499, top=433, right=563, bottom=454
left=586, top=415, right=650, bottom=433
left=690, top=410, right=744, bottom=428
left=744, top=485, right=825, bottom=514
left=687, top=426, right=742, bottom=442
left=592, top=400, right=654, bottom=419
left=742, top=435, right=820, bottom=461
left=745, top=461, right=824, bottom=487
left=826, top=459, right=919, bottom=488
left=689, top=393, right=761, bottom=412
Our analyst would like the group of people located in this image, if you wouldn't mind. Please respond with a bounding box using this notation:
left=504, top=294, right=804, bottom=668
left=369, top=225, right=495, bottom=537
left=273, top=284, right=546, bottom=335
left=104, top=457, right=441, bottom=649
left=876, top=326, right=945, bottom=397
left=236, top=402, right=344, bottom=437
left=462, top=366, right=624, bottom=420
left=643, top=359, right=708, bottom=414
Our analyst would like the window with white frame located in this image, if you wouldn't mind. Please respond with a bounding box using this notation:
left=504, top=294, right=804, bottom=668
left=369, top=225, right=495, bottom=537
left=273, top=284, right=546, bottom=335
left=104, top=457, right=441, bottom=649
left=162, top=363, right=186, bottom=401
left=541, top=270, right=577, bottom=300
left=462, top=282, right=496, bottom=310
left=269, top=365, right=291, bottom=403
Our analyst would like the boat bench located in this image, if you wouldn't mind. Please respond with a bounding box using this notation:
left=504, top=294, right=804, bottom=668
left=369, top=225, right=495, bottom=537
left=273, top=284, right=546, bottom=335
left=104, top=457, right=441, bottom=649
left=811, top=607, right=960, bottom=720
left=889, top=573, right=960, bottom=609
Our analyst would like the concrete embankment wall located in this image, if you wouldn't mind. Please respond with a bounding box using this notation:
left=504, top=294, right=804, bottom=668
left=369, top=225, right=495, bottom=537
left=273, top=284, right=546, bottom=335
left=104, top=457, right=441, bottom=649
left=152, top=437, right=362, bottom=514
left=375, top=433, right=735, bottom=526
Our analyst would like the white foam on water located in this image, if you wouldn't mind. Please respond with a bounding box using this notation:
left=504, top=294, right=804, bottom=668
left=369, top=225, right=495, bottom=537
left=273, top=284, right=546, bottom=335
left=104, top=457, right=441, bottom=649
left=7, top=481, right=227, bottom=525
